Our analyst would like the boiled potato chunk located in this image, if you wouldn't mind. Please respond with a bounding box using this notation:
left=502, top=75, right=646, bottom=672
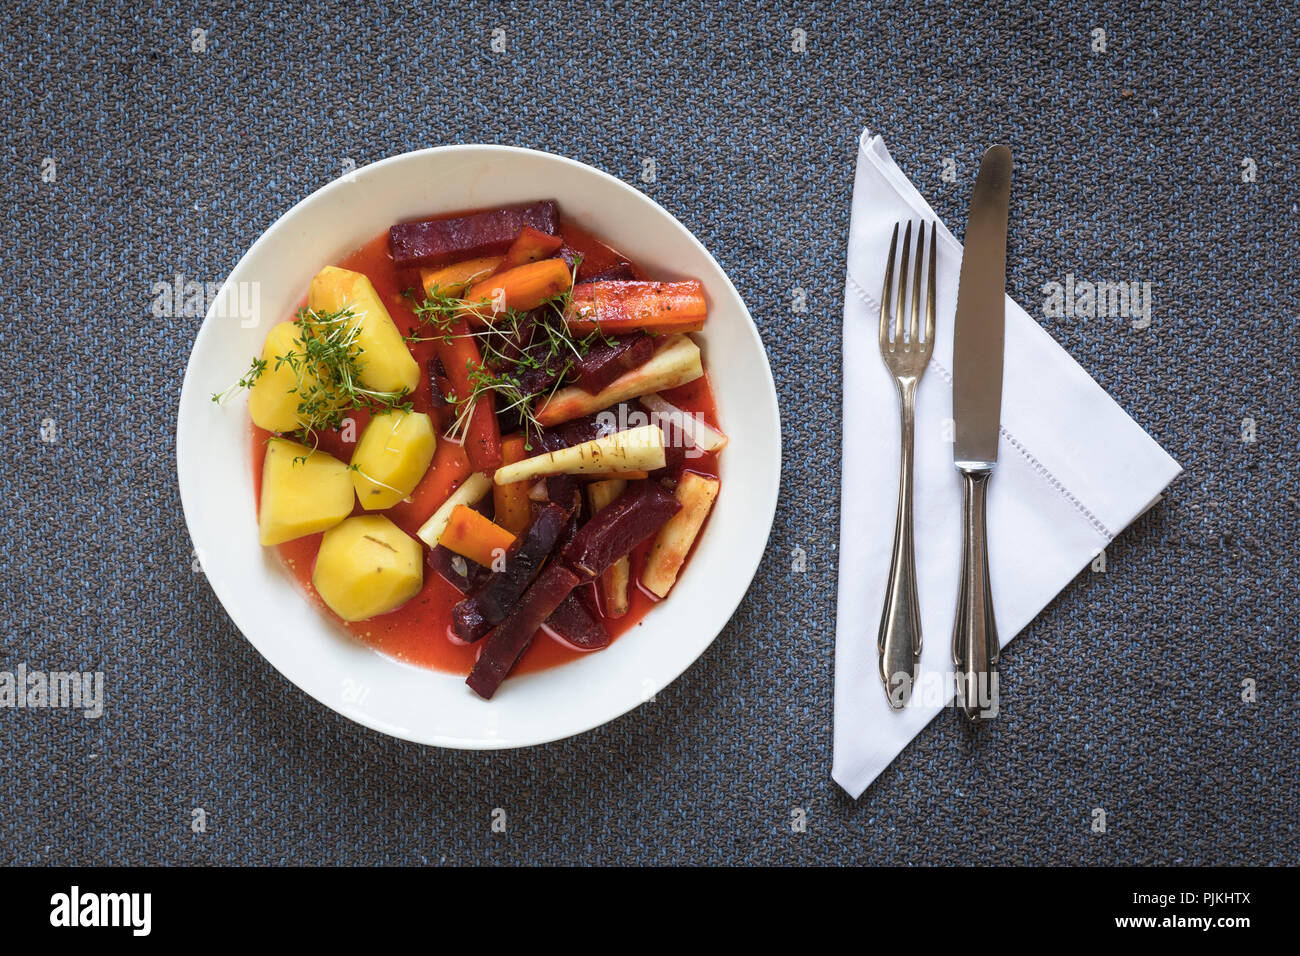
left=258, top=439, right=354, bottom=545
left=307, top=266, right=420, bottom=395
left=248, top=321, right=328, bottom=433
left=312, top=515, right=423, bottom=622
left=351, top=409, right=436, bottom=510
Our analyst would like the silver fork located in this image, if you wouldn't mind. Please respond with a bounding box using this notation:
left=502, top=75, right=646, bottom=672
left=877, top=220, right=936, bottom=709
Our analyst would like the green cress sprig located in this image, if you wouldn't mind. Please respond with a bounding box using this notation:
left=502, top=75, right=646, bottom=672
left=407, top=258, right=613, bottom=449
left=212, top=306, right=412, bottom=454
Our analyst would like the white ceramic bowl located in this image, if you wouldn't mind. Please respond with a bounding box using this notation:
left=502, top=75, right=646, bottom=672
left=176, top=145, right=781, bottom=748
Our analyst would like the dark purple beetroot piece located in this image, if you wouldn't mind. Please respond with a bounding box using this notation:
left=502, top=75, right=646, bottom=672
left=563, top=480, right=681, bottom=580
left=451, top=502, right=567, bottom=643
left=572, top=333, right=655, bottom=394
left=581, top=263, right=636, bottom=282
left=535, top=414, right=616, bottom=453
left=426, top=545, right=483, bottom=595
left=558, top=245, right=635, bottom=282
left=426, top=357, right=452, bottom=408
left=648, top=418, right=687, bottom=481
left=496, top=401, right=526, bottom=435
left=389, top=201, right=558, bottom=268
left=512, top=346, right=571, bottom=396
left=544, top=585, right=609, bottom=651
left=556, top=504, right=581, bottom=553
left=499, top=311, right=541, bottom=365
left=545, top=475, right=582, bottom=516
left=467, top=563, right=580, bottom=699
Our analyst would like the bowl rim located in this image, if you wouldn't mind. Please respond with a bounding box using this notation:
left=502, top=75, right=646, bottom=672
left=176, top=143, right=782, bottom=748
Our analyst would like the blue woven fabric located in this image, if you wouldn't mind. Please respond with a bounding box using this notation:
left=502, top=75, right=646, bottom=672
left=1, top=0, right=1295, bottom=865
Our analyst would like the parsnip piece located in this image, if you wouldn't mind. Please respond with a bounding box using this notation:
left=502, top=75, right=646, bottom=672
left=587, top=479, right=630, bottom=617
left=639, top=392, right=729, bottom=452
left=642, top=472, right=720, bottom=598
left=535, top=335, right=703, bottom=426
left=493, top=426, right=665, bottom=485
left=308, top=266, right=420, bottom=395
left=416, top=471, right=492, bottom=547
left=313, top=515, right=423, bottom=622
left=602, top=555, right=632, bottom=617
left=586, top=479, right=626, bottom=512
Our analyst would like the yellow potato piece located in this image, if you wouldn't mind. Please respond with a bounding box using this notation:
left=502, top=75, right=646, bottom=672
left=312, top=515, right=423, bottom=622
left=307, top=266, right=420, bottom=395
left=248, top=321, right=329, bottom=433
left=351, top=409, right=436, bottom=510
left=258, top=439, right=354, bottom=545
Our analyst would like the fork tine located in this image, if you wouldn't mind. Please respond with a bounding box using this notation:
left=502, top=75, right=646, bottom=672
left=895, top=221, right=912, bottom=344
left=925, top=221, right=936, bottom=345
left=911, top=221, right=924, bottom=344
left=879, top=222, right=898, bottom=348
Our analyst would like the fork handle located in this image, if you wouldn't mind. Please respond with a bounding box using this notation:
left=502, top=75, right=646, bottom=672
left=952, top=466, right=999, bottom=720
left=878, top=380, right=922, bottom=707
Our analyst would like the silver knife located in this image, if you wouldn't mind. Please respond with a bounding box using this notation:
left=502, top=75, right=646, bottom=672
left=951, top=144, right=1011, bottom=721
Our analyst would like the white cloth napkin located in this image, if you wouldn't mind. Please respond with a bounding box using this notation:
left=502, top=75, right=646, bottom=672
left=832, top=131, right=1182, bottom=798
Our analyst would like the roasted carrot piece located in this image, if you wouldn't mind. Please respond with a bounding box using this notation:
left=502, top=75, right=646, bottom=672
left=420, top=257, right=504, bottom=297
left=496, top=226, right=565, bottom=273
left=564, top=280, right=707, bottom=335
left=420, top=435, right=473, bottom=506
left=493, top=435, right=534, bottom=535
left=462, top=258, right=573, bottom=323
left=440, top=505, right=518, bottom=568
left=435, top=318, right=502, bottom=472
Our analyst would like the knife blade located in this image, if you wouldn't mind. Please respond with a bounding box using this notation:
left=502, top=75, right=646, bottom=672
left=952, top=144, right=1011, bottom=467
left=951, top=143, right=1011, bottom=721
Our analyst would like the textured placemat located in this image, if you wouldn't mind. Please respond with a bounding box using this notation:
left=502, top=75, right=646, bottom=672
left=1, top=0, right=1295, bottom=865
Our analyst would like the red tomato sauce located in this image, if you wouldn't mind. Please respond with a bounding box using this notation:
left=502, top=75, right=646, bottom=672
left=250, top=218, right=721, bottom=676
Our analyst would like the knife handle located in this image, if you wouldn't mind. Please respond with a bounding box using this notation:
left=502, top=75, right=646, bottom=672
left=952, top=466, right=999, bottom=720
left=877, top=380, right=922, bottom=708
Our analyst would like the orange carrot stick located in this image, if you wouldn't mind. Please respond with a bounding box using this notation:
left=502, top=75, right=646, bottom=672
left=435, top=319, right=502, bottom=472
left=462, top=258, right=573, bottom=323
left=493, top=435, right=534, bottom=535
left=564, top=280, right=707, bottom=335
left=495, top=226, right=565, bottom=273
left=440, top=505, right=517, bottom=568
left=420, top=256, right=504, bottom=297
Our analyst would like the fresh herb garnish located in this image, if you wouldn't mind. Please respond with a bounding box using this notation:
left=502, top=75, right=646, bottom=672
left=212, top=306, right=412, bottom=453
left=409, top=258, right=612, bottom=449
